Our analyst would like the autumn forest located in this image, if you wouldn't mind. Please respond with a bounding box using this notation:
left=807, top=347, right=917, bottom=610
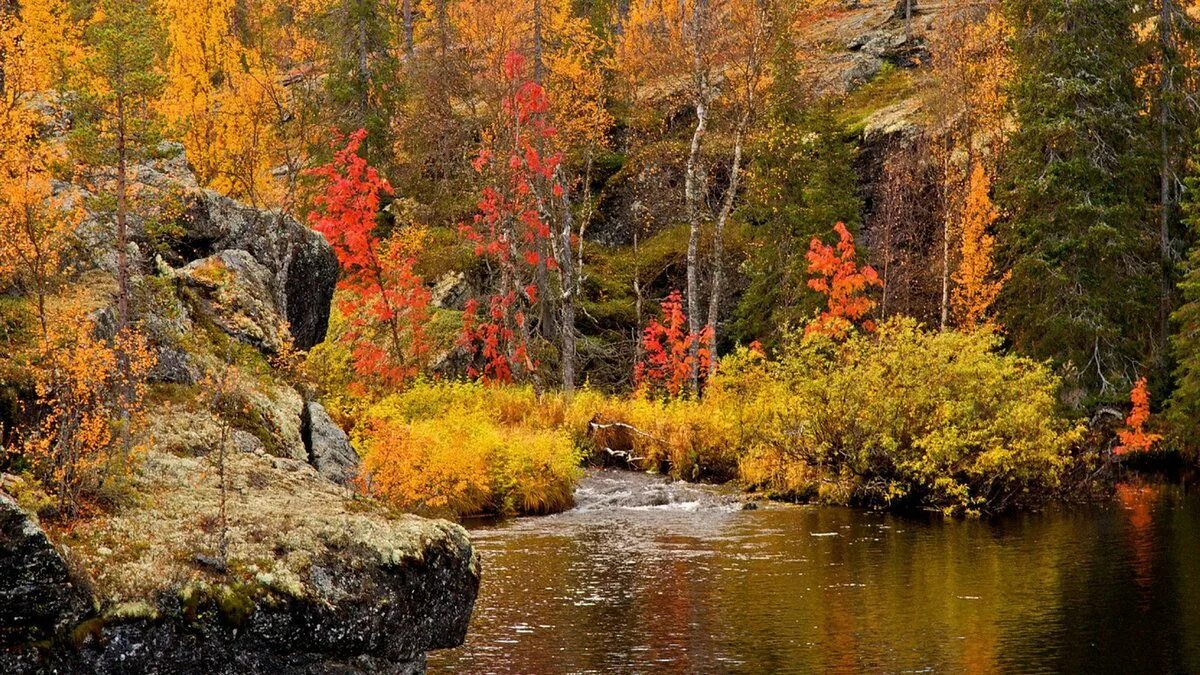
left=2, top=0, right=1200, bottom=670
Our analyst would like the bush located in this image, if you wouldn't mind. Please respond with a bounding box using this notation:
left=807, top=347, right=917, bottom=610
left=355, top=382, right=585, bottom=517
left=352, top=322, right=1084, bottom=516
left=723, top=319, right=1084, bottom=514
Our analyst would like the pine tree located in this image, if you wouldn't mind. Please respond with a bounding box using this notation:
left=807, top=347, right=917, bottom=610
left=732, top=101, right=861, bottom=347
left=69, top=0, right=168, bottom=329
left=313, top=0, right=402, bottom=172
left=997, top=0, right=1155, bottom=399
left=1166, top=138, right=1200, bottom=453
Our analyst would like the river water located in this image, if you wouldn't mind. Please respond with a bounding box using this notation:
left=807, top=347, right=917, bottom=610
left=429, top=469, right=1200, bottom=673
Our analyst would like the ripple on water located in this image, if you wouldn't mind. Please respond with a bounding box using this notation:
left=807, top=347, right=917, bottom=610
left=430, top=473, right=1200, bottom=674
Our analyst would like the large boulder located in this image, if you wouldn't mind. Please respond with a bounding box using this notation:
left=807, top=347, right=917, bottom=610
left=0, top=446, right=481, bottom=674
left=181, top=250, right=289, bottom=354
left=0, top=491, right=92, bottom=648
left=172, top=190, right=338, bottom=350
left=58, top=140, right=337, bottom=352
left=303, top=401, right=360, bottom=486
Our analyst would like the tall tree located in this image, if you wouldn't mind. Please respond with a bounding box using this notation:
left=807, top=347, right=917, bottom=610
left=705, top=0, right=770, bottom=357
left=951, top=163, right=1007, bottom=329
left=1166, top=141, right=1200, bottom=453
left=316, top=0, right=402, bottom=171
left=70, top=0, right=168, bottom=329
left=1146, top=0, right=1200, bottom=363
left=998, top=0, right=1155, bottom=398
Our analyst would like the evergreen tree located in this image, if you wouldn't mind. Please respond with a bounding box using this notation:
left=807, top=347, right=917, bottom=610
left=312, top=0, right=402, bottom=172
left=997, top=0, right=1156, bottom=400
left=69, top=0, right=168, bottom=328
left=1166, top=139, right=1200, bottom=454
left=732, top=102, right=861, bottom=347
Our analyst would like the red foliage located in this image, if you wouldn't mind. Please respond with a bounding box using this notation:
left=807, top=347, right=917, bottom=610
left=635, top=290, right=713, bottom=397
left=460, top=51, right=564, bottom=383
left=307, top=129, right=430, bottom=388
left=805, top=222, right=881, bottom=338
left=1114, top=377, right=1161, bottom=456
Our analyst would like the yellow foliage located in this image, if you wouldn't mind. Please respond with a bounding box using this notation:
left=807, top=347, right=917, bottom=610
left=0, top=124, right=78, bottom=338
left=724, top=319, right=1084, bottom=514
left=159, top=0, right=290, bottom=204
left=356, top=382, right=584, bottom=517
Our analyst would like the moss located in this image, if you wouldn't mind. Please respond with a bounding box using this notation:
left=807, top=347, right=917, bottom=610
left=70, top=618, right=107, bottom=648
left=104, top=601, right=160, bottom=622
left=145, top=383, right=202, bottom=407
left=837, top=66, right=920, bottom=135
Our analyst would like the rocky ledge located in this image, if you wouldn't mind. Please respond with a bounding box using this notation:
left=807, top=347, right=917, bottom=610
left=1, top=461, right=480, bottom=674
left=2, top=129, right=479, bottom=673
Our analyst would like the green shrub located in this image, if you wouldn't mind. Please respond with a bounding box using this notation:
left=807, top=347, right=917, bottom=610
left=725, top=319, right=1084, bottom=514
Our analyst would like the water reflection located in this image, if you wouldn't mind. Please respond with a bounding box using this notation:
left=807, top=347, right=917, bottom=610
left=430, top=473, right=1200, bottom=673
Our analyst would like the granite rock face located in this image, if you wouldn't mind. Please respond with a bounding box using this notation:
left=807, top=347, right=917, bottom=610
left=171, top=189, right=338, bottom=350
left=181, top=250, right=289, bottom=354
left=56, top=140, right=338, bottom=355
left=303, top=401, right=360, bottom=486
left=0, top=493, right=92, bottom=650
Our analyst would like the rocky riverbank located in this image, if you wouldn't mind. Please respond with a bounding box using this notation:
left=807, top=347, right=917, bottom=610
left=1, top=132, right=479, bottom=673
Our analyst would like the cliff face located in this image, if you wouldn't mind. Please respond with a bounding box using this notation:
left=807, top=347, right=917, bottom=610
left=1, top=138, right=480, bottom=673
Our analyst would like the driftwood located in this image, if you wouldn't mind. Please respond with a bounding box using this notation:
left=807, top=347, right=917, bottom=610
left=587, top=420, right=663, bottom=468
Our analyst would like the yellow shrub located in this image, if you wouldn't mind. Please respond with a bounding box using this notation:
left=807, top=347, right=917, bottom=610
left=719, top=318, right=1085, bottom=514
left=355, top=383, right=584, bottom=517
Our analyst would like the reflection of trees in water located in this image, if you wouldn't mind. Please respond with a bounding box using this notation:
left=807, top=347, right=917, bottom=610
left=432, top=483, right=1200, bottom=673
left=1116, top=481, right=1161, bottom=599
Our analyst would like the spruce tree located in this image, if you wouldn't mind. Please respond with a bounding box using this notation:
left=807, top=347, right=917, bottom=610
left=314, top=0, right=402, bottom=173
left=997, top=0, right=1156, bottom=400
left=731, top=24, right=861, bottom=347
left=1166, top=139, right=1200, bottom=454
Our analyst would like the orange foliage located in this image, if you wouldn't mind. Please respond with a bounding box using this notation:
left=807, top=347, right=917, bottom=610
left=635, top=290, right=713, bottom=397
left=24, top=311, right=155, bottom=518
left=952, top=164, right=1009, bottom=329
left=0, top=128, right=78, bottom=338
left=805, top=222, right=881, bottom=338
left=359, top=415, right=493, bottom=515
left=1115, top=378, right=1162, bottom=455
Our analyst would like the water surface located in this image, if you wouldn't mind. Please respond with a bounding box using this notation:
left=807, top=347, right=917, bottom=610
left=430, top=470, right=1200, bottom=673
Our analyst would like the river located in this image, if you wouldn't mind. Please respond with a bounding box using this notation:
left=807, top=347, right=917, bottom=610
left=429, top=469, right=1200, bottom=673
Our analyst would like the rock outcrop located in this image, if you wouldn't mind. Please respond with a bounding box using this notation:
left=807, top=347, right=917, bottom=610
left=170, top=188, right=338, bottom=350
left=0, top=454, right=480, bottom=673
left=58, top=140, right=338, bottom=355
left=181, top=250, right=290, bottom=354
left=302, top=401, right=360, bottom=486
left=3, top=107, right=479, bottom=674
left=0, top=493, right=92, bottom=650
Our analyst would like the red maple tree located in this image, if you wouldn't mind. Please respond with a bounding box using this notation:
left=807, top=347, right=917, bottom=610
left=460, top=51, right=564, bottom=383
left=1115, top=377, right=1162, bottom=456
left=635, top=290, right=713, bottom=397
left=805, top=222, right=881, bottom=338
left=308, top=129, right=430, bottom=388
